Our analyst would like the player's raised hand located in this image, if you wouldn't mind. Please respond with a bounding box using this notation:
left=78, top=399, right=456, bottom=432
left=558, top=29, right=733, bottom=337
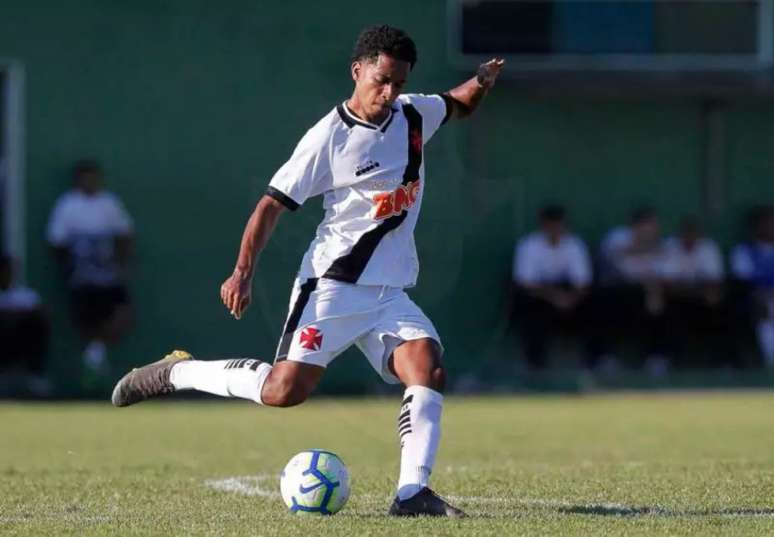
left=220, top=269, right=252, bottom=320
left=476, top=58, right=505, bottom=89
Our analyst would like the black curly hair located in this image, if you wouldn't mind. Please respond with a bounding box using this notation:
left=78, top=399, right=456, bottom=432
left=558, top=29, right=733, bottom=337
left=350, top=25, right=417, bottom=69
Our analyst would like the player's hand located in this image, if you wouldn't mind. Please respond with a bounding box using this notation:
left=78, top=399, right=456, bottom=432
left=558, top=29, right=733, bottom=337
left=477, top=58, right=505, bottom=89
left=220, top=269, right=252, bottom=320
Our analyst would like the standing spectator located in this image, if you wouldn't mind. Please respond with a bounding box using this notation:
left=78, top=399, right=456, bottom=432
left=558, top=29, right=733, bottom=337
left=47, top=160, right=134, bottom=373
left=731, top=205, right=774, bottom=368
left=662, top=217, right=736, bottom=367
left=512, top=205, right=593, bottom=370
left=0, top=255, right=49, bottom=376
left=595, top=207, right=670, bottom=375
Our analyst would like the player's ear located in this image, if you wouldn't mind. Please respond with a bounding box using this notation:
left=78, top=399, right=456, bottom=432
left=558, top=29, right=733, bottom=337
left=351, top=61, right=361, bottom=82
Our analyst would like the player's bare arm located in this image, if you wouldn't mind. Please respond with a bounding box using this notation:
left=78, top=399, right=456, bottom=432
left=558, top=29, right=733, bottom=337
left=220, top=195, right=286, bottom=319
left=444, top=58, right=505, bottom=119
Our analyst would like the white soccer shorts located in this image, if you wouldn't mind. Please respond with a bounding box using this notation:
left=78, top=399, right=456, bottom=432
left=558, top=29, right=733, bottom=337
left=274, top=277, right=442, bottom=384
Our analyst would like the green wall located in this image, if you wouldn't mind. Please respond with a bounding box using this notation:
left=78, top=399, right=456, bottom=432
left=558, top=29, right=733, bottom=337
left=1, top=1, right=772, bottom=393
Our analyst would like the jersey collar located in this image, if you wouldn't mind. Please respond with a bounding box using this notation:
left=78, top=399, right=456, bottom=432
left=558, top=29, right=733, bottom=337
left=338, top=102, right=398, bottom=132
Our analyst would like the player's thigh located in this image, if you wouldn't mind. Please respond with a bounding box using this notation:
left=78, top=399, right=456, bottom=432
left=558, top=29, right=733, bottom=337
left=275, top=278, right=376, bottom=368
left=357, top=291, right=445, bottom=388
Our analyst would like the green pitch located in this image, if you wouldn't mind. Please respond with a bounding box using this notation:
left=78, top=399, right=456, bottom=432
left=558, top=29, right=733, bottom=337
left=2, top=393, right=774, bottom=536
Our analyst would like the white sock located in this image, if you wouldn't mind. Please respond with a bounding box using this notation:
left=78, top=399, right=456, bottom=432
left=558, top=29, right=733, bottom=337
left=169, top=359, right=272, bottom=404
left=757, top=319, right=774, bottom=367
left=397, top=385, right=443, bottom=501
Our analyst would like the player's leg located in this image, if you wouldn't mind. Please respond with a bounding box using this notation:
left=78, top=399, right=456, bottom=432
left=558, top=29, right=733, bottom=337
left=388, top=338, right=463, bottom=517
left=357, top=290, right=464, bottom=517
left=111, top=349, right=325, bottom=408
left=112, top=278, right=367, bottom=408
left=169, top=356, right=325, bottom=407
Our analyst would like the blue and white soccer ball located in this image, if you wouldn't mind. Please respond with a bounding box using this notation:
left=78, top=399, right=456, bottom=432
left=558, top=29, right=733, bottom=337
left=280, top=450, right=350, bottom=515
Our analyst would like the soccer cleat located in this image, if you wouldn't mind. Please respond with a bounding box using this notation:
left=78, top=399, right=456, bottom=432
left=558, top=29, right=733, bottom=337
left=111, top=350, right=193, bottom=407
left=387, top=487, right=466, bottom=518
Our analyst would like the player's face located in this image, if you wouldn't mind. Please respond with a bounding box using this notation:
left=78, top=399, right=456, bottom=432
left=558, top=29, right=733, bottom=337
left=352, top=54, right=410, bottom=120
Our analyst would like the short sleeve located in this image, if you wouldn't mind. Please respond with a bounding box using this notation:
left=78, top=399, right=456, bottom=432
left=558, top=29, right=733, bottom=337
left=399, top=94, right=450, bottom=144
left=47, top=195, right=71, bottom=246
left=731, top=245, right=754, bottom=279
left=107, top=194, right=134, bottom=236
left=515, top=237, right=539, bottom=285
left=267, top=127, right=331, bottom=210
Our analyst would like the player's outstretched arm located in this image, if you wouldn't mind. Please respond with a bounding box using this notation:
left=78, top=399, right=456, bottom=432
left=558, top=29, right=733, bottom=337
left=444, top=58, right=505, bottom=120
left=220, top=195, right=286, bottom=319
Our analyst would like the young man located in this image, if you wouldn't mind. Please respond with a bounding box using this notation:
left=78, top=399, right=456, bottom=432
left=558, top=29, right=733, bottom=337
left=112, top=25, right=503, bottom=517
left=512, top=205, right=593, bottom=369
left=48, top=160, right=134, bottom=374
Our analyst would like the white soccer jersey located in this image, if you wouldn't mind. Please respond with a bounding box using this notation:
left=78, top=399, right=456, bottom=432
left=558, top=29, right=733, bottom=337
left=267, top=93, right=450, bottom=288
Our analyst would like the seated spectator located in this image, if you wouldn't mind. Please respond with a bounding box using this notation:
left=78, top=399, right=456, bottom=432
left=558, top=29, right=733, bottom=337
left=661, top=217, right=737, bottom=367
left=594, top=207, right=670, bottom=375
left=0, top=255, right=49, bottom=375
left=731, top=205, right=774, bottom=368
left=512, top=205, right=593, bottom=370
left=47, top=160, right=134, bottom=374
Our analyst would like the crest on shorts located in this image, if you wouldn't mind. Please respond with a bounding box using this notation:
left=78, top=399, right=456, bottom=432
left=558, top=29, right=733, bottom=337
left=299, top=327, right=323, bottom=351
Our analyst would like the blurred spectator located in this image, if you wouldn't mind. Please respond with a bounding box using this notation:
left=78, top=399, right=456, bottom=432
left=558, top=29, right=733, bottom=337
left=47, top=160, right=134, bottom=373
left=0, top=255, right=49, bottom=375
left=594, top=208, right=670, bottom=375
left=511, top=205, right=593, bottom=370
left=731, top=205, right=774, bottom=368
left=662, top=217, right=737, bottom=367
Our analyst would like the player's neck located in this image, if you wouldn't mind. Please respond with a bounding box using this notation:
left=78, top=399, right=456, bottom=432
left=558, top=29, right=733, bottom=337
left=346, top=96, right=389, bottom=126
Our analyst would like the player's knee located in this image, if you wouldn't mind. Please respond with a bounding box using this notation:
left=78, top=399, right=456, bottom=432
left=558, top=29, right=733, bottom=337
left=393, top=338, right=446, bottom=392
left=261, top=373, right=311, bottom=408
left=429, top=365, right=446, bottom=393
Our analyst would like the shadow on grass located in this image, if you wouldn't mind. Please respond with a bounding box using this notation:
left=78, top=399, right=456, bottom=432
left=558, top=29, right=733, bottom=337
left=559, top=505, right=774, bottom=517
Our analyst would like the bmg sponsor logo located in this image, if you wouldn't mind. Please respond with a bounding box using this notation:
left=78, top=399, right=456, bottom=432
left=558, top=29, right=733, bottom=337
left=372, top=179, right=421, bottom=220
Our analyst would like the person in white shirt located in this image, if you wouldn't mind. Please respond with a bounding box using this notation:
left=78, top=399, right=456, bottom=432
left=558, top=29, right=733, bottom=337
left=595, top=208, right=671, bottom=374
left=731, top=205, right=774, bottom=368
left=47, top=160, right=134, bottom=373
left=0, top=255, right=49, bottom=374
left=662, top=217, right=736, bottom=367
left=111, top=25, right=505, bottom=517
left=512, top=205, right=593, bottom=369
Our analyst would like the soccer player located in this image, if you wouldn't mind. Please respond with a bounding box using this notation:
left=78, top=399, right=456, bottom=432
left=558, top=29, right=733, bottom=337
left=112, top=25, right=503, bottom=517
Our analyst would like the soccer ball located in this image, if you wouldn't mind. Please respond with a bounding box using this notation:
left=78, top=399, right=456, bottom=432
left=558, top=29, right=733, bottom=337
left=280, top=450, right=350, bottom=515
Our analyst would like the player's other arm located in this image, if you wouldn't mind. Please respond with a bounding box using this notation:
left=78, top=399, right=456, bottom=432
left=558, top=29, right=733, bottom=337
left=220, top=195, right=287, bottom=319
left=443, top=58, right=505, bottom=120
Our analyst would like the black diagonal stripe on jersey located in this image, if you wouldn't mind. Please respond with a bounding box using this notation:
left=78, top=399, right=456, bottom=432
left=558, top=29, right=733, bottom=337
left=398, top=414, right=411, bottom=428
left=401, top=394, right=414, bottom=406
left=322, top=104, right=423, bottom=283
left=249, top=360, right=262, bottom=371
left=224, top=359, right=236, bottom=369
left=275, top=278, right=319, bottom=360
left=398, top=409, right=411, bottom=421
left=399, top=426, right=412, bottom=438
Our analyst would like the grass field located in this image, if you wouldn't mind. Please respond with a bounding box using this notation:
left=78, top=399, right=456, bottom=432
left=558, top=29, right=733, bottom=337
left=2, top=393, right=774, bottom=536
